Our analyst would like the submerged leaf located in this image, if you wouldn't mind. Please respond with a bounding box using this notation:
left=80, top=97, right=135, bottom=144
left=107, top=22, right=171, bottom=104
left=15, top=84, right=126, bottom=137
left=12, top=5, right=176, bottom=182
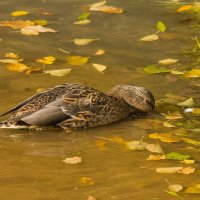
left=166, top=152, right=191, bottom=161
left=168, top=184, right=183, bottom=193
left=44, top=69, right=71, bottom=77
left=74, top=38, right=99, bottom=46
left=184, top=69, right=200, bottom=78
left=5, top=52, right=19, bottom=59
left=36, top=56, right=56, bottom=65
left=185, top=184, right=200, bottom=194
left=158, top=59, right=178, bottom=65
left=80, top=177, right=95, bottom=186
left=63, top=156, right=82, bottom=164
left=66, top=56, right=89, bottom=65
left=11, top=10, right=29, bottom=17
left=149, top=133, right=181, bottom=143
left=144, top=65, right=170, bottom=74
left=177, top=98, right=194, bottom=107
left=157, top=21, right=166, bottom=33
left=33, top=20, right=48, bottom=26
left=78, top=12, right=90, bottom=20
left=92, top=63, right=107, bottom=72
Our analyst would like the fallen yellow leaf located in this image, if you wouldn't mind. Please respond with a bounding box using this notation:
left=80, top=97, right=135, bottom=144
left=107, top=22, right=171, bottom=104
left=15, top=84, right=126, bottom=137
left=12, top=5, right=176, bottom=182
left=90, top=5, right=124, bottom=13
left=21, top=25, right=57, bottom=35
left=11, top=10, right=29, bottom=17
left=147, top=154, right=166, bottom=161
left=0, top=20, right=34, bottom=29
left=36, top=56, right=56, bottom=64
left=92, top=63, right=107, bottom=72
left=184, top=69, right=200, bottom=78
left=5, top=52, right=19, bottom=59
left=80, top=177, right=95, bottom=186
left=149, top=133, right=181, bottom=143
left=66, top=56, right=89, bottom=65
left=177, top=5, right=193, bottom=12
left=7, top=63, right=29, bottom=72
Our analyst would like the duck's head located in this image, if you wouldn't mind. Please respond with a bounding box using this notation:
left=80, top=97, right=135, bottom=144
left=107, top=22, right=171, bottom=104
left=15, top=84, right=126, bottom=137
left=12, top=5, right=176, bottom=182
left=107, top=85, right=155, bottom=112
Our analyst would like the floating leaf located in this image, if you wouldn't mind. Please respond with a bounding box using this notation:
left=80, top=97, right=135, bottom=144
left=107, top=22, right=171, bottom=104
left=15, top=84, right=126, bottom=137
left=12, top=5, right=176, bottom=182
left=149, top=133, right=181, bottom=143
left=66, top=56, right=89, bottom=65
left=181, top=137, right=200, bottom=146
left=63, top=156, right=82, bottom=164
left=90, top=6, right=124, bottom=14
left=181, top=159, right=195, bottom=164
left=185, top=184, right=200, bottom=194
left=164, top=190, right=182, bottom=199
left=74, top=19, right=91, bottom=25
left=144, top=65, right=170, bottom=74
left=146, top=143, right=164, bottom=153
left=0, top=20, right=34, bottom=29
left=147, top=154, right=166, bottom=161
left=87, top=196, right=96, bottom=200
left=0, top=58, right=22, bottom=64
left=80, top=177, right=95, bottom=186
left=21, top=25, right=57, bottom=35
left=156, top=167, right=183, bottom=174
left=74, top=38, right=99, bottom=46
left=78, top=12, right=90, bottom=20
left=7, top=63, right=29, bottom=72
left=44, top=69, right=71, bottom=77
left=162, top=111, right=183, bottom=120
left=158, top=59, right=178, bottom=65
left=177, top=5, right=193, bottom=12
left=177, top=98, right=194, bottom=107
left=5, top=52, right=19, bottom=59
left=166, top=152, right=191, bottom=161
left=157, top=21, right=166, bottom=33
left=170, top=70, right=184, bottom=75
left=126, top=141, right=148, bottom=151
left=168, top=184, right=183, bottom=193
left=94, top=49, right=105, bottom=55
left=11, top=10, right=29, bottom=17
left=184, top=69, right=200, bottom=78
left=163, top=122, right=176, bottom=128
left=92, top=63, right=107, bottom=72
left=89, top=1, right=107, bottom=8
left=33, top=20, right=48, bottom=26
left=178, top=167, right=195, bottom=175
left=140, top=34, right=159, bottom=42
left=36, top=56, right=56, bottom=65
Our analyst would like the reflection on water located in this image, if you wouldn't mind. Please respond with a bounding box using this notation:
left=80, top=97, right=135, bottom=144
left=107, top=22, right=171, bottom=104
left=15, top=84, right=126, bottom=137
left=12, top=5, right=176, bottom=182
left=0, top=0, right=199, bottom=199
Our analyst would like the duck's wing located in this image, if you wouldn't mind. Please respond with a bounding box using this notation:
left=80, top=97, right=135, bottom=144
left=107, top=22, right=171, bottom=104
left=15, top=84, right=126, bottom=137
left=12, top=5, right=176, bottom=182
left=21, top=89, right=109, bottom=127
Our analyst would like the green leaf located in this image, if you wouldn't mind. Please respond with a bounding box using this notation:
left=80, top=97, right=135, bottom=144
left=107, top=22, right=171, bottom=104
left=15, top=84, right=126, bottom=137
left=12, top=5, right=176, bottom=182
left=166, top=152, right=191, bottom=161
left=78, top=12, right=91, bottom=20
left=144, top=65, right=170, bottom=74
left=157, top=21, right=166, bottom=32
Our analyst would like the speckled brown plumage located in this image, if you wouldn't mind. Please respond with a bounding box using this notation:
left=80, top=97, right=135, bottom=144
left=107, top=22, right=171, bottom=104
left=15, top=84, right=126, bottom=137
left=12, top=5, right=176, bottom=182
left=0, top=83, right=155, bottom=130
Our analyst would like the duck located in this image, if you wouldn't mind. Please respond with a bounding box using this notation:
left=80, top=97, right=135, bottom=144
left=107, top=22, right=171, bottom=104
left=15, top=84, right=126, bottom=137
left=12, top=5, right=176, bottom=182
left=0, top=83, right=155, bottom=130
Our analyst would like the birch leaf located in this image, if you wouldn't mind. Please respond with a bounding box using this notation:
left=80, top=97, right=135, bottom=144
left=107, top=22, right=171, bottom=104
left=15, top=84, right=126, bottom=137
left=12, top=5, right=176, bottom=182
left=21, top=25, right=57, bottom=35
left=74, top=38, right=99, bottom=46
left=74, top=20, right=91, bottom=25
left=66, top=56, right=89, bottom=65
left=0, top=20, right=34, bottom=29
left=184, top=69, right=200, bottom=78
left=90, top=6, right=124, bottom=14
left=185, top=184, right=200, bottom=194
left=44, top=69, right=71, bottom=77
left=5, top=53, right=19, bottom=59
left=147, top=154, right=166, bottom=161
left=36, top=56, right=56, bottom=65
left=63, top=156, right=82, bottom=164
left=157, top=21, right=166, bottom=33
left=0, top=58, right=22, bottom=64
left=168, top=184, right=183, bottom=192
left=181, top=137, right=200, bottom=146
left=177, top=5, right=193, bottom=12
left=11, top=11, right=29, bottom=17
left=7, top=63, right=29, bottom=72
left=140, top=34, right=159, bottom=42
left=146, top=143, right=164, bottom=153
left=158, top=59, right=179, bottom=65
left=89, top=1, right=107, bottom=8
left=177, top=98, right=194, bottom=107
left=149, top=133, right=181, bottom=143
left=126, top=141, right=148, bottom=151
left=92, top=63, right=107, bottom=72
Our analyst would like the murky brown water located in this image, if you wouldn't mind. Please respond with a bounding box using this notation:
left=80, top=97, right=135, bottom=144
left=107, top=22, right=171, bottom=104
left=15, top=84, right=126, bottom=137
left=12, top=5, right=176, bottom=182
left=0, top=0, right=199, bottom=199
